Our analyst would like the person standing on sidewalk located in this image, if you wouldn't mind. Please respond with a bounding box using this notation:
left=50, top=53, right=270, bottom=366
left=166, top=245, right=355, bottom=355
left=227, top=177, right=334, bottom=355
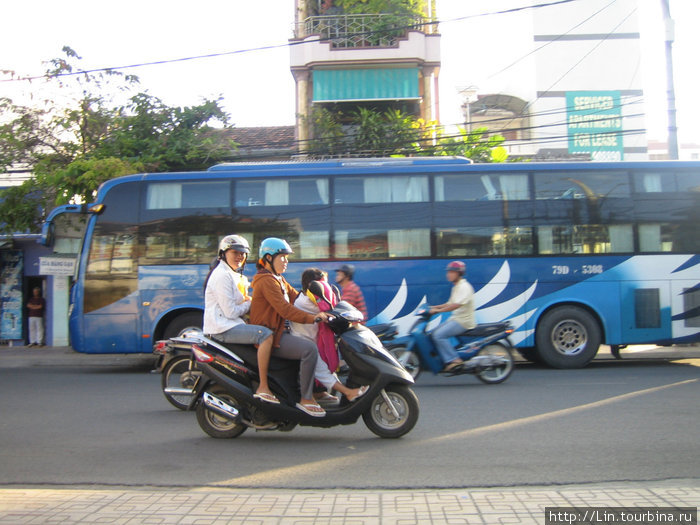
left=334, top=264, right=367, bottom=322
left=26, top=287, right=45, bottom=346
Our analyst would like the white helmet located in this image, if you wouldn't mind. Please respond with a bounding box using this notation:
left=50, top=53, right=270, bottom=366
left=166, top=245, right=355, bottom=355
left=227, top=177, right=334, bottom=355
left=218, top=235, right=250, bottom=258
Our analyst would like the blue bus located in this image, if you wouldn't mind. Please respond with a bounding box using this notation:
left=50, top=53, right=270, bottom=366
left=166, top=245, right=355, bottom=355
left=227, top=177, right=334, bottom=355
left=41, top=157, right=700, bottom=368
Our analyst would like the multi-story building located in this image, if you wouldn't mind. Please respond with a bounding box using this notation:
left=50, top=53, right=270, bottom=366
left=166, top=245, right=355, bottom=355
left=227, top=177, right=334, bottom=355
left=290, top=0, right=441, bottom=153
left=529, top=0, right=647, bottom=160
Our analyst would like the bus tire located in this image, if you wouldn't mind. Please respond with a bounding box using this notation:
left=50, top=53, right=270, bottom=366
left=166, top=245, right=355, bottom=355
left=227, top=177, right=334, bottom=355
left=535, top=306, right=601, bottom=369
left=163, top=311, right=203, bottom=340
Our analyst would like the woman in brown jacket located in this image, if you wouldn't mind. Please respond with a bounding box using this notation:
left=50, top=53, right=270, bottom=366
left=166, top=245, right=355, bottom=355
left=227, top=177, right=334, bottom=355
left=249, top=238, right=330, bottom=417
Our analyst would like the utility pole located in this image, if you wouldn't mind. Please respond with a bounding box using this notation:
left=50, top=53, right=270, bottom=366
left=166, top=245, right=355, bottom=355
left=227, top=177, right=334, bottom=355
left=661, top=0, right=679, bottom=159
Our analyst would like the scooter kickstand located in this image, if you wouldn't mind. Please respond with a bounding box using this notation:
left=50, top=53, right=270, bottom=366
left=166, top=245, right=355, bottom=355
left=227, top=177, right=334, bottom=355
left=380, top=389, right=401, bottom=419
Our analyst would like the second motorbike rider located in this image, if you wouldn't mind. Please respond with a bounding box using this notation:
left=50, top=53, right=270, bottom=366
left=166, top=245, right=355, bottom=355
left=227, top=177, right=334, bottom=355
left=429, top=260, right=477, bottom=372
left=249, top=238, right=330, bottom=417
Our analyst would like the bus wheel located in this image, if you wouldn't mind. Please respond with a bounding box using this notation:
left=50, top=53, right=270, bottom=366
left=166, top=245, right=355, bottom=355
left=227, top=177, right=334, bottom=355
left=163, top=312, right=203, bottom=340
left=535, top=306, right=601, bottom=369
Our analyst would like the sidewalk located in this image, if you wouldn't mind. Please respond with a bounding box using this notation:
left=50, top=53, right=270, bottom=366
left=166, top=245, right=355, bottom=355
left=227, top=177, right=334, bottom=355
left=0, top=479, right=698, bottom=524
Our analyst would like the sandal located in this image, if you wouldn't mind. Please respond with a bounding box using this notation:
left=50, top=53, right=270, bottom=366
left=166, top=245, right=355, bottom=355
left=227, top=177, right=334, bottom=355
left=441, top=360, right=464, bottom=373
left=295, top=402, right=326, bottom=417
left=314, top=392, right=340, bottom=406
left=347, top=385, right=369, bottom=402
left=254, top=392, right=280, bottom=404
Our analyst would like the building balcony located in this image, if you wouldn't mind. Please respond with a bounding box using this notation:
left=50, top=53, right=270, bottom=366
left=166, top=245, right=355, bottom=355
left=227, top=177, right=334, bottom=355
left=295, top=14, right=433, bottom=48
left=290, top=17, right=440, bottom=70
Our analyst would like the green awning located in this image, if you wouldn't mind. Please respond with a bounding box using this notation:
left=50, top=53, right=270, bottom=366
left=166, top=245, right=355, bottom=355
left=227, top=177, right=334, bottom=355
left=312, top=68, right=420, bottom=102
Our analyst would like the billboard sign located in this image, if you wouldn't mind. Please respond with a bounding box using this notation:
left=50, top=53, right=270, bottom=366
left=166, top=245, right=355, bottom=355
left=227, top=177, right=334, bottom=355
left=567, top=91, right=624, bottom=161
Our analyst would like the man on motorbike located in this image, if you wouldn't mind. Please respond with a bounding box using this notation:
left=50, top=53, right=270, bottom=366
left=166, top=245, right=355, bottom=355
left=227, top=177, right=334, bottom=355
left=249, top=238, right=331, bottom=417
left=429, top=260, right=476, bottom=372
left=203, top=235, right=277, bottom=403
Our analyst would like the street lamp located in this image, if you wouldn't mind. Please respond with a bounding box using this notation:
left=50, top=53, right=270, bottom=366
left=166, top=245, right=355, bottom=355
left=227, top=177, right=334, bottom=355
left=458, top=86, right=478, bottom=132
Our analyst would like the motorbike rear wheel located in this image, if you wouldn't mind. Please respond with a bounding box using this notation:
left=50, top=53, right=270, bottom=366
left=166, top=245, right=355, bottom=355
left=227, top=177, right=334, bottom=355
left=362, top=384, right=419, bottom=439
left=196, top=385, right=248, bottom=439
left=476, top=342, right=514, bottom=384
left=161, top=355, right=200, bottom=410
left=387, top=345, right=422, bottom=380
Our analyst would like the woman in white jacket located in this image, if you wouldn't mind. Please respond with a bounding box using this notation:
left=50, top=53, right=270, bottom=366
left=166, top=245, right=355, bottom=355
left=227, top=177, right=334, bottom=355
left=203, top=235, right=278, bottom=404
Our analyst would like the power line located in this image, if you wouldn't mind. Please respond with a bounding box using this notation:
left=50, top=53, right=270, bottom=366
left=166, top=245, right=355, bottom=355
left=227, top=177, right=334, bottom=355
left=0, top=0, right=581, bottom=84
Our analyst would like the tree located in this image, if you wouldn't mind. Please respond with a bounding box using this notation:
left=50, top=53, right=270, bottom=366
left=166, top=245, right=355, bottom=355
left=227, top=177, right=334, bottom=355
left=0, top=47, right=236, bottom=235
left=306, top=106, right=507, bottom=161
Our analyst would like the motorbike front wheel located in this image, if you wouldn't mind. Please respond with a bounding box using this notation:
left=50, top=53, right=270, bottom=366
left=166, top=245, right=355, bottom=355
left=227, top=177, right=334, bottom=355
left=362, top=384, right=419, bottom=439
left=476, top=342, right=514, bottom=384
left=196, top=385, right=248, bottom=439
left=161, top=355, right=200, bottom=410
left=387, top=345, right=422, bottom=380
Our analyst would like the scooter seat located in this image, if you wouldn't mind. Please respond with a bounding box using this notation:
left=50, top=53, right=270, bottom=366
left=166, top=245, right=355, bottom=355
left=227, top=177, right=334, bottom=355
left=460, top=322, right=509, bottom=338
left=216, top=342, right=299, bottom=372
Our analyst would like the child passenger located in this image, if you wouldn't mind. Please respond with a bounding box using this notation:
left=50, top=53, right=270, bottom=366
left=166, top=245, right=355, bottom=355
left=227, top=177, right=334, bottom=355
left=290, top=268, right=368, bottom=403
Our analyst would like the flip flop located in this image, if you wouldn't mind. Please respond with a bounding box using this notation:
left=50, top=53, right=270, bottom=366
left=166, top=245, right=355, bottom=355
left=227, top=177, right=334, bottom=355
left=348, top=385, right=369, bottom=402
left=314, top=392, right=340, bottom=406
left=441, top=360, right=464, bottom=373
left=295, top=402, right=326, bottom=417
left=254, top=392, right=280, bottom=404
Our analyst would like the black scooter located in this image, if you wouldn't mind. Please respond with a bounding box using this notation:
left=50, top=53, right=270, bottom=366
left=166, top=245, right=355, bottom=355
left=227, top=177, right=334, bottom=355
left=168, top=300, right=419, bottom=439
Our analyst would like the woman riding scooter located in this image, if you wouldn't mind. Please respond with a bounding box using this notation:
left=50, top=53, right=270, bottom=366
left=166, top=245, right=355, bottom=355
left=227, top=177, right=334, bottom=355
left=249, top=238, right=330, bottom=417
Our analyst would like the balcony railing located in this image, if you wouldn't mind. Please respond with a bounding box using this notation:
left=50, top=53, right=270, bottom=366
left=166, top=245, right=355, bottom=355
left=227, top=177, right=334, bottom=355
left=296, top=14, right=428, bottom=48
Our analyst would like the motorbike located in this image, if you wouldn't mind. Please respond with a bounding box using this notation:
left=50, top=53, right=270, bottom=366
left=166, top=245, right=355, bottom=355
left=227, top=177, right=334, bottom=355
left=386, top=305, right=515, bottom=383
left=153, top=337, right=203, bottom=410
left=163, top=299, right=419, bottom=439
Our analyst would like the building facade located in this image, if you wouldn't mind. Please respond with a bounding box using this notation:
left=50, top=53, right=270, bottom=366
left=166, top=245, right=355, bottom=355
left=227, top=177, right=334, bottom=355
left=290, top=0, right=441, bottom=152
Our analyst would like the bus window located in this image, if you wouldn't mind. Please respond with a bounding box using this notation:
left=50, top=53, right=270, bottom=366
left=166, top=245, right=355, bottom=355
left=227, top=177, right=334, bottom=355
left=435, top=173, right=529, bottom=201
left=146, top=181, right=229, bottom=209
left=334, top=176, right=428, bottom=203
left=535, top=172, right=630, bottom=200
left=633, top=173, right=674, bottom=193
left=235, top=178, right=329, bottom=206
left=537, top=224, right=633, bottom=254
left=436, top=226, right=534, bottom=257
left=334, top=228, right=430, bottom=258
left=676, top=172, right=700, bottom=193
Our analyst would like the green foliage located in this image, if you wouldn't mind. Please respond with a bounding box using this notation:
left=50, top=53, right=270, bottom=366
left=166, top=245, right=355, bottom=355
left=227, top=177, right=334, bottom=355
left=432, top=126, right=508, bottom=163
left=0, top=47, right=237, bottom=235
left=334, top=0, right=425, bottom=16
left=307, top=106, right=507, bottom=162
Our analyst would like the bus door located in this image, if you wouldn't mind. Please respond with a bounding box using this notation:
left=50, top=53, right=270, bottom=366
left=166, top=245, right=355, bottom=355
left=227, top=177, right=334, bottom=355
left=81, top=231, right=140, bottom=353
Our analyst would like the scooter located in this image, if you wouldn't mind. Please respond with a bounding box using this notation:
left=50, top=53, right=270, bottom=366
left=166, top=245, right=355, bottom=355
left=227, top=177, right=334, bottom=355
left=386, top=305, right=515, bottom=383
left=166, top=299, right=419, bottom=439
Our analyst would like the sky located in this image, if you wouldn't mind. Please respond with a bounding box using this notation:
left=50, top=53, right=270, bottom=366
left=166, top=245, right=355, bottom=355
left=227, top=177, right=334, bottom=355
left=2, top=0, right=698, bottom=147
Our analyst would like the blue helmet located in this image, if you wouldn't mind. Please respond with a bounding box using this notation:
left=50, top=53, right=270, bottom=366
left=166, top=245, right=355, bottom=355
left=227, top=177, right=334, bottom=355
left=259, top=237, right=293, bottom=260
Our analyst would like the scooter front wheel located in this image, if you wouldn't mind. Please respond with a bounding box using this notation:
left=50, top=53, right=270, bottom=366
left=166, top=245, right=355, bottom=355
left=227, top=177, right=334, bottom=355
left=387, top=345, right=422, bottom=380
left=476, top=342, right=514, bottom=384
left=362, top=384, right=419, bottom=439
left=196, top=385, right=248, bottom=439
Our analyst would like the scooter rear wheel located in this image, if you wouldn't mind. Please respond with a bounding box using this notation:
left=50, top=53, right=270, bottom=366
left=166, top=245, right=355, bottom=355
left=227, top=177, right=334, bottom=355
left=196, top=385, right=248, bottom=439
left=362, top=384, right=419, bottom=439
left=161, top=355, right=200, bottom=410
left=476, top=342, right=514, bottom=384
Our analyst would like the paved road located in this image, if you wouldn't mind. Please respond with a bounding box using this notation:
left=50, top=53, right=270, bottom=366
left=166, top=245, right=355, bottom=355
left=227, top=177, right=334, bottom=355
left=0, top=345, right=698, bottom=489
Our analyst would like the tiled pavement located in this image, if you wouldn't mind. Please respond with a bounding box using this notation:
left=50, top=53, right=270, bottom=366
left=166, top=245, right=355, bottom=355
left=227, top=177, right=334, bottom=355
left=1, top=345, right=698, bottom=523
left=0, top=480, right=698, bottom=524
